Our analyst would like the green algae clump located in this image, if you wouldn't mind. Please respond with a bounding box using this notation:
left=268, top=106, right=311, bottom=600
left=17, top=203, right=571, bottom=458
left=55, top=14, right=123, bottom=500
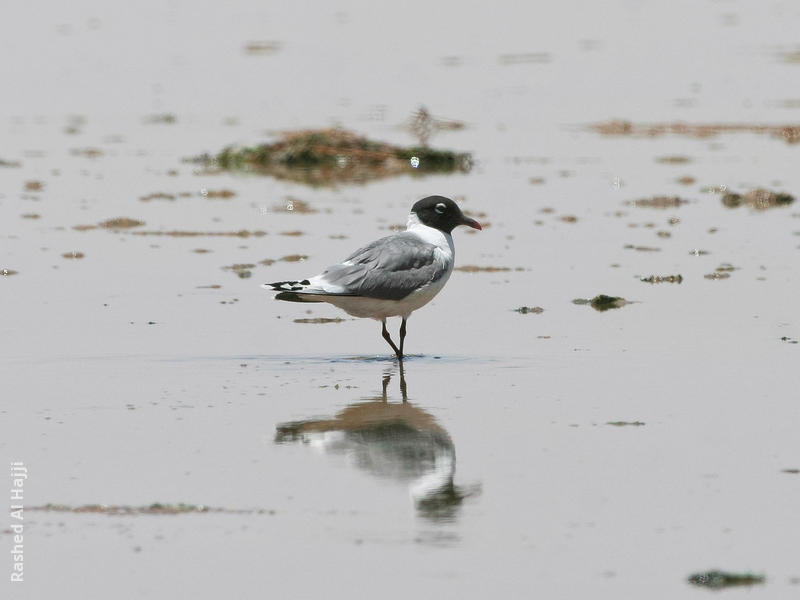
left=721, top=188, right=794, bottom=210
left=206, top=128, right=472, bottom=186
left=687, top=570, right=765, bottom=590
left=572, top=295, right=629, bottom=312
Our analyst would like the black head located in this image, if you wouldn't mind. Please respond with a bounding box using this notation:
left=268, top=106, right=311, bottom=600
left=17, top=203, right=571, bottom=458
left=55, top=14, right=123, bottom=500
left=411, top=196, right=482, bottom=233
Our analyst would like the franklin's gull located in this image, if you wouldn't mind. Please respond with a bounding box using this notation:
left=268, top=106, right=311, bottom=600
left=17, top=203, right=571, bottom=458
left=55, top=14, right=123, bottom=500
left=264, top=195, right=481, bottom=359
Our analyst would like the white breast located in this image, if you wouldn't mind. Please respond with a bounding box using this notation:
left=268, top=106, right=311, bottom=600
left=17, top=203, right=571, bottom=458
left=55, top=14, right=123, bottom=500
left=405, top=212, right=455, bottom=268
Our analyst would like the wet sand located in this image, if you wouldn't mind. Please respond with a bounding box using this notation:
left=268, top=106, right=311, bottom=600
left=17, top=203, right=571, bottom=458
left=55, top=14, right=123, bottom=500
left=2, top=1, right=800, bottom=598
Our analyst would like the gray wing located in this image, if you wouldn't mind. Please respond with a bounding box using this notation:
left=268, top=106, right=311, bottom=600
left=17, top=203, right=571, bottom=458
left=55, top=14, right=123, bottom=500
left=320, top=232, right=444, bottom=300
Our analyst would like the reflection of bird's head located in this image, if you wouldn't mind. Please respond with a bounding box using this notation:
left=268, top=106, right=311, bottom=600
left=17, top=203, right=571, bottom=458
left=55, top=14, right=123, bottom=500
left=415, top=480, right=474, bottom=522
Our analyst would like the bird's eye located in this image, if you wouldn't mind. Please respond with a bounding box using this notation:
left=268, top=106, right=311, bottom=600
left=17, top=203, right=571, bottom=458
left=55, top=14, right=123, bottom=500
left=434, top=203, right=446, bottom=214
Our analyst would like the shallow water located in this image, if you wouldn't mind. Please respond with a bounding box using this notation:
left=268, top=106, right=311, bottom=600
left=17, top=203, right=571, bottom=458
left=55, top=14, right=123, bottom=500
left=2, top=0, right=800, bottom=597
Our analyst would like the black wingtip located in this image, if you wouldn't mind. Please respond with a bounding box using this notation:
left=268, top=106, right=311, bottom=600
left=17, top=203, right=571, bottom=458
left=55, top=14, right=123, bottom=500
left=275, top=291, right=324, bottom=303
left=266, top=279, right=312, bottom=292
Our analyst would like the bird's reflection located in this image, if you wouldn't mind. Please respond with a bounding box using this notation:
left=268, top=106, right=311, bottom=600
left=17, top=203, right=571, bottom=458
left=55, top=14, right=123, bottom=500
left=275, top=365, right=477, bottom=522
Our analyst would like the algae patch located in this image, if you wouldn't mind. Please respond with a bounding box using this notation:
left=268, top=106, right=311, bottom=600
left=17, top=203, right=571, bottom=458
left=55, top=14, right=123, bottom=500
left=70, top=147, right=104, bottom=158
left=132, top=230, right=266, bottom=238
left=722, top=188, right=794, bottom=210
left=515, top=306, right=544, bottom=314
left=293, top=317, right=346, bottom=324
left=687, top=570, right=765, bottom=590
left=705, top=263, right=736, bottom=280
left=273, top=198, right=317, bottom=214
left=143, top=113, right=177, bottom=125
left=655, top=155, right=692, bottom=164
left=590, top=120, right=800, bottom=144
left=573, top=295, right=629, bottom=311
left=243, top=40, right=281, bottom=55
left=624, top=244, right=661, bottom=252
left=203, top=188, right=236, bottom=199
left=99, top=217, right=145, bottom=229
left=455, top=265, right=525, bottom=272
left=498, top=52, right=552, bottom=65
left=139, top=192, right=176, bottom=202
left=625, top=196, right=689, bottom=209
left=30, top=502, right=272, bottom=516
left=197, top=128, right=472, bottom=186
left=641, top=274, right=682, bottom=284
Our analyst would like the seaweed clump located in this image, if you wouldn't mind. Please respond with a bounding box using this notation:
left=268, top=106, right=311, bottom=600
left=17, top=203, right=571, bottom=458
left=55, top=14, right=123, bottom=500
left=590, top=120, right=800, bottom=144
left=625, top=196, right=689, bottom=208
left=572, top=295, right=629, bottom=311
left=687, top=570, right=765, bottom=590
left=515, top=306, right=544, bottom=314
left=721, top=188, right=794, bottom=210
left=203, top=128, right=471, bottom=186
left=641, top=274, right=682, bottom=284
left=30, top=502, right=271, bottom=515
left=99, top=217, right=145, bottom=229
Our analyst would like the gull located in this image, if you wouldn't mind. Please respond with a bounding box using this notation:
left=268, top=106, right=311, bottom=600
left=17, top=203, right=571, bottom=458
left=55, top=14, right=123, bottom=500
left=264, top=195, right=481, bottom=359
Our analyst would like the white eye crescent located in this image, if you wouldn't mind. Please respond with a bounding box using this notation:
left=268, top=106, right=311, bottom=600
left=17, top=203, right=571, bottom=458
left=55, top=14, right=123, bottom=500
left=435, top=203, right=446, bottom=214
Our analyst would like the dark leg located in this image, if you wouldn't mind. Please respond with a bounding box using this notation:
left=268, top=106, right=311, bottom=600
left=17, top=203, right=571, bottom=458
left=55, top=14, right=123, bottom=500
left=399, top=318, right=407, bottom=359
left=381, top=372, right=390, bottom=401
left=398, top=360, right=407, bottom=402
left=381, top=319, right=401, bottom=359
